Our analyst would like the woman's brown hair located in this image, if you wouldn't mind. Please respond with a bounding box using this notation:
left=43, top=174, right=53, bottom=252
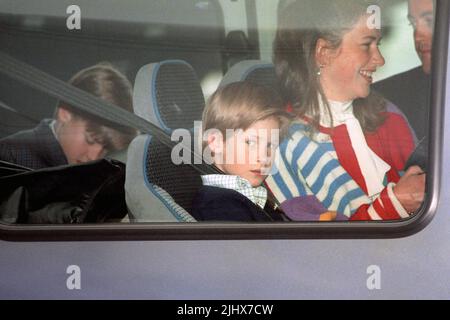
left=273, top=0, right=386, bottom=133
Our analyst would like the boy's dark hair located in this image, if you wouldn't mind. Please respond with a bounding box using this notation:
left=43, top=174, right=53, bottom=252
left=56, top=63, right=137, bottom=151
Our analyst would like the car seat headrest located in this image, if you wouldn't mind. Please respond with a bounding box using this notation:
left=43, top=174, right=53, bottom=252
left=219, top=60, right=282, bottom=95
left=133, top=60, right=205, bottom=132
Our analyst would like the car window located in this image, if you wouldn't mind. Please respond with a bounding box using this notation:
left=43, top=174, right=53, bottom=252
left=0, top=0, right=444, bottom=240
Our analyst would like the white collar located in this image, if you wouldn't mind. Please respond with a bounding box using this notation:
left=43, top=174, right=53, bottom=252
left=49, top=119, right=58, bottom=141
left=317, top=96, right=391, bottom=198
left=319, top=96, right=354, bottom=127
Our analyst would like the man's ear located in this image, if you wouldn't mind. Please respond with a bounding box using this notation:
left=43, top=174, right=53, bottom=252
left=56, top=106, right=73, bottom=123
left=315, top=38, right=335, bottom=68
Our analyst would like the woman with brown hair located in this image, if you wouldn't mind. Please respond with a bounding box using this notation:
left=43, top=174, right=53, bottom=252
left=266, top=0, right=426, bottom=221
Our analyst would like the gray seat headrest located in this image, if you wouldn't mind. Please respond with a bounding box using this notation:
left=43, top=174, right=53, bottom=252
left=219, top=60, right=282, bottom=93
left=133, top=60, right=205, bottom=132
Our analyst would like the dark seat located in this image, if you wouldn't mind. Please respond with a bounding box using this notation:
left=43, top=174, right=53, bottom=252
left=133, top=59, right=206, bottom=132
left=126, top=60, right=206, bottom=222
left=219, top=60, right=283, bottom=96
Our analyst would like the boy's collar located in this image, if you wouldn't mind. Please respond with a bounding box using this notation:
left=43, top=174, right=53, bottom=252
left=201, top=174, right=267, bottom=209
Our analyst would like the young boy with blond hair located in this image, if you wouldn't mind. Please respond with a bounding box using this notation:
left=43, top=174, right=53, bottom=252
left=192, top=81, right=290, bottom=221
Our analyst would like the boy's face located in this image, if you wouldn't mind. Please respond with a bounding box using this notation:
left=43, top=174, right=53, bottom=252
left=213, top=117, right=281, bottom=187
left=56, top=108, right=108, bottom=164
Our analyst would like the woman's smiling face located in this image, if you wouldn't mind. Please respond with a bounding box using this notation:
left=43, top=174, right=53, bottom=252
left=319, top=15, right=385, bottom=102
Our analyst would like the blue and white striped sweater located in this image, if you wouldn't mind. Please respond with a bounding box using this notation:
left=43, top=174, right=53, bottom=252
left=267, top=123, right=375, bottom=218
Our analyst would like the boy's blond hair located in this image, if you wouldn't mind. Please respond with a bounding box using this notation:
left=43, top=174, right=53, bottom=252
left=202, top=81, right=290, bottom=141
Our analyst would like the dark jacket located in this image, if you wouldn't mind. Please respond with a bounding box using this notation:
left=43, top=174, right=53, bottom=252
left=0, top=119, right=67, bottom=169
left=373, top=67, right=430, bottom=141
left=192, top=186, right=286, bottom=222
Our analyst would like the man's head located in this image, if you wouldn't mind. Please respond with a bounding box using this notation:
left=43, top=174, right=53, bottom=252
left=408, top=0, right=434, bottom=74
left=55, top=63, right=137, bottom=164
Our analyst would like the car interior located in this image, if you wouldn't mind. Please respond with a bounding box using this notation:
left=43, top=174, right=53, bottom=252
left=0, top=0, right=432, bottom=226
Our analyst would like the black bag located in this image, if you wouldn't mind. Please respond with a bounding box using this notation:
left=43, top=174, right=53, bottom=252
left=0, top=159, right=127, bottom=224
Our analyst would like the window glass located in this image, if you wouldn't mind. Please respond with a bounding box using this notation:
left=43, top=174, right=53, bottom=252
left=0, top=0, right=439, bottom=239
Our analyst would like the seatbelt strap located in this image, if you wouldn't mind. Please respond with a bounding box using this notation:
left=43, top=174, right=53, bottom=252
left=0, top=99, right=39, bottom=124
